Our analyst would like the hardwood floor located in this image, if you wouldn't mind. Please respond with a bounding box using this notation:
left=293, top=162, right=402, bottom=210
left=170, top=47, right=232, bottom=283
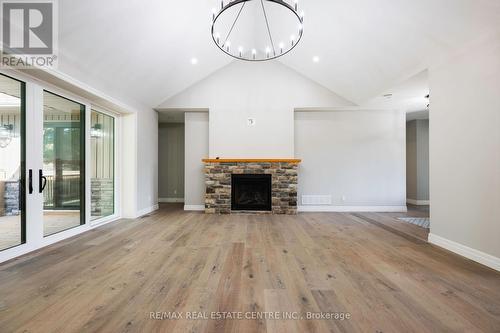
left=0, top=204, right=499, bottom=332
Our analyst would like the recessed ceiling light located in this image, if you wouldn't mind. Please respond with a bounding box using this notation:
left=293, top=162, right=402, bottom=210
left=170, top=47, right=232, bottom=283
left=191, top=58, right=198, bottom=65
left=312, top=56, right=320, bottom=63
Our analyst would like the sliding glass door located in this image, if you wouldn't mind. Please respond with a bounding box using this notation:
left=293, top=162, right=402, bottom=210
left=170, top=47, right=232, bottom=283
left=1, top=71, right=118, bottom=263
left=0, top=74, right=25, bottom=251
left=1, top=77, right=87, bottom=252
left=42, top=91, right=85, bottom=236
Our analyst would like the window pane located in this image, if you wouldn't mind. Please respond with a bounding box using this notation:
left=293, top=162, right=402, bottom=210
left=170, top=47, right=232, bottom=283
left=0, top=74, right=24, bottom=250
left=91, top=110, right=114, bottom=220
left=43, top=91, right=85, bottom=236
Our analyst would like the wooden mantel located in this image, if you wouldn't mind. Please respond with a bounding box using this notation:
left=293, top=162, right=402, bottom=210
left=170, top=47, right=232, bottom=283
left=202, top=158, right=302, bottom=164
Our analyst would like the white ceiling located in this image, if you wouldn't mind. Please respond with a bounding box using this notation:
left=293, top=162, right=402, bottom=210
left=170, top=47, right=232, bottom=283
left=56, top=0, right=500, bottom=109
left=364, top=69, right=429, bottom=113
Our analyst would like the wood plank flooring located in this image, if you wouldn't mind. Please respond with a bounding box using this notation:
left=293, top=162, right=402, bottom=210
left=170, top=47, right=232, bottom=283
left=0, top=204, right=499, bottom=333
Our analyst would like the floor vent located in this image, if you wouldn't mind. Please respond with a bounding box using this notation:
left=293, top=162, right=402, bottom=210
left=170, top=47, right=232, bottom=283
left=302, top=195, right=332, bottom=205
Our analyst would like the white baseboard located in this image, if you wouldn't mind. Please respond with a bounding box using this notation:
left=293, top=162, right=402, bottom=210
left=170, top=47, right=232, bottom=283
left=136, top=204, right=159, bottom=218
left=407, top=198, right=430, bottom=205
left=429, top=233, right=500, bottom=272
left=298, top=205, right=408, bottom=213
left=184, top=205, right=205, bottom=211
left=158, top=197, right=184, bottom=203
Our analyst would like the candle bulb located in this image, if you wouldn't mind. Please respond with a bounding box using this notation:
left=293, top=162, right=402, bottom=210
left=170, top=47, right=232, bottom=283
left=279, top=42, right=284, bottom=54
left=290, top=35, right=295, bottom=46
left=221, top=0, right=224, bottom=9
left=252, top=49, right=256, bottom=60
left=215, top=32, right=220, bottom=44
left=226, top=41, right=231, bottom=52
left=266, top=47, right=270, bottom=58
left=212, top=8, right=216, bottom=21
left=238, top=46, right=243, bottom=57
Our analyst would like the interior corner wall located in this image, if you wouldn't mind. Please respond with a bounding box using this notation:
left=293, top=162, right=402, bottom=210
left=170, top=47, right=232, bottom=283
left=184, top=112, right=209, bottom=208
left=429, top=32, right=500, bottom=263
left=295, top=110, right=407, bottom=210
left=136, top=109, right=159, bottom=215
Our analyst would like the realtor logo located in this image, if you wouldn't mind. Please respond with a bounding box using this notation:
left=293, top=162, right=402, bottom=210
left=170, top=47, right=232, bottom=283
left=0, top=0, right=58, bottom=68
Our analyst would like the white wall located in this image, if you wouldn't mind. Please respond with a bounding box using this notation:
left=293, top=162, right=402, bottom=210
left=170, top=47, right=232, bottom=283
left=121, top=108, right=159, bottom=217
left=158, top=123, right=185, bottom=201
left=429, top=32, right=500, bottom=269
left=121, top=113, right=137, bottom=217
left=184, top=112, right=209, bottom=209
left=136, top=108, right=159, bottom=215
left=295, top=110, right=407, bottom=211
left=159, top=61, right=354, bottom=158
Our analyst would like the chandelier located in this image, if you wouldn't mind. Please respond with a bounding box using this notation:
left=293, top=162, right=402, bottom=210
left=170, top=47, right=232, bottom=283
left=211, top=0, right=304, bottom=61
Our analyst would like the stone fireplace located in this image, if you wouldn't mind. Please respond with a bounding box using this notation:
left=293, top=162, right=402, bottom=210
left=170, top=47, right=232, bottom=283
left=203, top=159, right=300, bottom=214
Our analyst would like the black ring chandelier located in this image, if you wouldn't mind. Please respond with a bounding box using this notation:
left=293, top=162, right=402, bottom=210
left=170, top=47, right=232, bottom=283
left=211, top=0, right=304, bottom=62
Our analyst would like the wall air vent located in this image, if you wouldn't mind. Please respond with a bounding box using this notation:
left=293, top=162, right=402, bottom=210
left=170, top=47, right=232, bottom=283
left=302, top=195, right=332, bottom=205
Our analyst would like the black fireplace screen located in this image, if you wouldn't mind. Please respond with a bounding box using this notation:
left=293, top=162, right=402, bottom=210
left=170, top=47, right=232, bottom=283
left=231, top=174, right=272, bottom=211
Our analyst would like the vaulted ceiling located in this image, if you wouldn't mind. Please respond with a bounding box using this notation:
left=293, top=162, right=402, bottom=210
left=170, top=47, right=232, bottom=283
left=57, top=0, right=500, bottom=110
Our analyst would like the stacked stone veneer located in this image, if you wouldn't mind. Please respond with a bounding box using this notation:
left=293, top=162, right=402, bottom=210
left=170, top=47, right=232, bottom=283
left=91, top=178, right=114, bottom=218
left=204, top=162, right=298, bottom=214
left=3, top=181, right=20, bottom=216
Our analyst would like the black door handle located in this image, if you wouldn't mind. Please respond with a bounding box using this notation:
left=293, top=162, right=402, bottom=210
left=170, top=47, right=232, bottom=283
left=39, top=169, right=47, bottom=193
left=28, top=169, right=33, bottom=194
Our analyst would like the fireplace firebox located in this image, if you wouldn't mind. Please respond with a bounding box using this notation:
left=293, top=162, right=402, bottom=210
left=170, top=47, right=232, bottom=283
left=231, top=174, right=272, bottom=211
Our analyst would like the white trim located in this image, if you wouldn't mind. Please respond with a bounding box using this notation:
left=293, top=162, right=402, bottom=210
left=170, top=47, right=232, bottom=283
left=298, top=205, right=408, bottom=213
left=1, top=68, right=101, bottom=113
left=159, top=197, right=184, bottom=203
left=407, top=198, right=430, bottom=205
left=184, top=205, right=205, bottom=211
left=20, top=67, right=143, bottom=115
left=429, top=234, right=500, bottom=272
left=135, top=204, right=159, bottom=218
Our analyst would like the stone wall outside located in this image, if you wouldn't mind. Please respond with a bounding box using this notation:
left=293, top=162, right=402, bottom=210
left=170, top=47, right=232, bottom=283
left=91, top=178, right=114, bottom=218
left=2, top=181, right=20, bottom=216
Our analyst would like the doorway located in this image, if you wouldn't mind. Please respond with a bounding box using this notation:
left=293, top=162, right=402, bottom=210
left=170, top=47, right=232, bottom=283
left=158, top=111, right=185, bottom=206
left=405, top=112, right=430, bottom=228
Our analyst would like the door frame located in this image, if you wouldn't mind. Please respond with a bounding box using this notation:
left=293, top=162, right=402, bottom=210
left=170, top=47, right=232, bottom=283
left=0, top=69, right=122, bottom=264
